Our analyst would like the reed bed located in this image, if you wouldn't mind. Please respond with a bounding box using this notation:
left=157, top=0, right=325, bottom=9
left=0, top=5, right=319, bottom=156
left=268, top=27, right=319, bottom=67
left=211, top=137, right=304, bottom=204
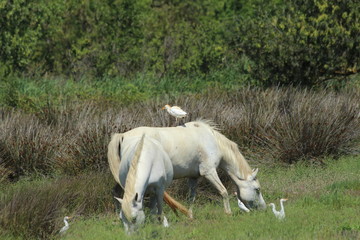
left=1, top=88, right=359, bottom=181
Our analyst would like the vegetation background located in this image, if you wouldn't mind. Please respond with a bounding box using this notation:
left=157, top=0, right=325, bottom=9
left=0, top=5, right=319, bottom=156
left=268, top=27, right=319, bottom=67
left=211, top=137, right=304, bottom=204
left=0, top=0, right=359, bottom=239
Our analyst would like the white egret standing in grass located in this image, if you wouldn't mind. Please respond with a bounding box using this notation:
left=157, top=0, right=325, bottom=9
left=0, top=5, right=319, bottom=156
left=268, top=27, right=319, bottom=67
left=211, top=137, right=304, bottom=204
left=59, top=216, right=71, bottom=235
left=269, top=198, right=288, bottom=220
left=234, top=192, right=250, bottom=212
left=162, top=104, right=187, bottom=124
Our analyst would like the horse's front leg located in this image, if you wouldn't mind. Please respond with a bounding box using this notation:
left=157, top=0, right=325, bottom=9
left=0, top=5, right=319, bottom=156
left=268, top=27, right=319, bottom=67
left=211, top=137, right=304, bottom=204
left=203, top=169, right=231, bottom=215
left=149, top=195, right=158, bottom=215
left=155, top=188, right=169, bottom=227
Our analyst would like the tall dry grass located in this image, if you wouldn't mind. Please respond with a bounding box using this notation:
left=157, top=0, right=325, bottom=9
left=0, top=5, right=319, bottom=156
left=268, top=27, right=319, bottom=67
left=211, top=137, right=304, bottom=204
left=218, top=88, right=360, bottom=164
left=0, top=173, right=114, bottom=239
left=0, top=111, right=63, bottom=180
left=0, top=88, right=359, bottom=181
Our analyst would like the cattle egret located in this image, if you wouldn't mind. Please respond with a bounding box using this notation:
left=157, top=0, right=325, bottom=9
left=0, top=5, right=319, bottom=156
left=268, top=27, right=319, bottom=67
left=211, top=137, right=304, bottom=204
left=234, top=192, right=250, bottom=212
left=162, top=104, right=187, bottom=123
left=269, top=198, right=288, bottom=220
left=163, top=216, right=169, bottom=227
left=59, top=216, right=71, bottom=235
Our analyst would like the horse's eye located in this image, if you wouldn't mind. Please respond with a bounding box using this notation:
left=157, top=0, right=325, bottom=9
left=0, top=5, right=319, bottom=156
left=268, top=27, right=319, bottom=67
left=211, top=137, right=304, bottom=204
left=255, top=188, right=260, bottom=193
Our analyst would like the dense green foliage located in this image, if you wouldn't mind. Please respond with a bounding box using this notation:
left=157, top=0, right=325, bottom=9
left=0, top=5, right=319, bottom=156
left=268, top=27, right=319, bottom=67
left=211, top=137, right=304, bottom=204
left=1, top=0, right=359, bottom=86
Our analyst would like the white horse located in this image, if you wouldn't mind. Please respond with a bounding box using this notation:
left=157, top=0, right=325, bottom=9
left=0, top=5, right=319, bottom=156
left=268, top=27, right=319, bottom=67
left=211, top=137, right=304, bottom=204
left=108, top=120, right=266, bottom=215
left=111, top=134, right=174, bottom=234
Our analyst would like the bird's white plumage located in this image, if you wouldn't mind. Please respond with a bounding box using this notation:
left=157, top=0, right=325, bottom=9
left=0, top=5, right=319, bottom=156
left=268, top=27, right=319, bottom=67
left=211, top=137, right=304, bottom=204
left=59, top=216, right=71, bottom=235
left=269, top=198, right=288, bottom=220
left=234, top=192, right=250, bottom=212
left=237, top=199, right=250, bottom=212
left=162, top=104, right=187, bottom=119
left=163, top=216, right=169, bottom=227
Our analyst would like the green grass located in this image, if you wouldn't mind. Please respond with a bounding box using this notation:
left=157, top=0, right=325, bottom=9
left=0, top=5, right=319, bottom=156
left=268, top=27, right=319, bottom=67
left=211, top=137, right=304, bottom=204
left=60, top=194, right=359, bottom=240
left=2, top=155, right=359, bottom=240
left=63, top=156, right=360, bottom=240
left=0, top=71, right=248, bottom=112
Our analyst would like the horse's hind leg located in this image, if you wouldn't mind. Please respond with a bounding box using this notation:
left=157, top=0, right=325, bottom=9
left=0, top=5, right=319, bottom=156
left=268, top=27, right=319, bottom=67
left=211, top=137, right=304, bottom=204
left=188, top=178, right=198, bottom=213
left=203, top=169, right=231, bottom=215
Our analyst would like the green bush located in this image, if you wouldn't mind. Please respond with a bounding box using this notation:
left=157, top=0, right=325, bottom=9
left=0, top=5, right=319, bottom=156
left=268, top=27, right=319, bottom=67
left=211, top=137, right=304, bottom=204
left=236, top=0, right=360, bottom=86
left=2, top=0, right=357, bottom=85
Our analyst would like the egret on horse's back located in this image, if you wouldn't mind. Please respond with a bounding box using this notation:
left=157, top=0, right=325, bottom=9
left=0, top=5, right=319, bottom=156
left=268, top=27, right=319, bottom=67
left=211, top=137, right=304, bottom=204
left=108, top=120, right=266, bottom=216
left=110, top=134, right=177, bottom=234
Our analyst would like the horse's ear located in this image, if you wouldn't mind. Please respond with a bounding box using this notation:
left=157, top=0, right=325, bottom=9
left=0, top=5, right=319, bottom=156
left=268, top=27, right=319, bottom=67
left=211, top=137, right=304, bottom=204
left=114, top=197, right=123, bottom=205
left=250, top=168, right=259, bottom=180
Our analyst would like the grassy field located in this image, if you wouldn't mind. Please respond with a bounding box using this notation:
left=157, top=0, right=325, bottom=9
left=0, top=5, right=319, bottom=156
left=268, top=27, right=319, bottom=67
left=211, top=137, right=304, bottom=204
left=2, top=155, right=359, bottom=240
left=0, top=79, right=359, bottom=239
left=63, top=155, right=360, bottom=240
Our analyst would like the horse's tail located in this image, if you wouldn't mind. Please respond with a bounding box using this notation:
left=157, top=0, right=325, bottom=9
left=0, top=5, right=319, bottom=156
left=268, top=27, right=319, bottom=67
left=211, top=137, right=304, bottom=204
left=163, top=192, right=193, bottom=219
left=107, top=133, right=124, bottom=184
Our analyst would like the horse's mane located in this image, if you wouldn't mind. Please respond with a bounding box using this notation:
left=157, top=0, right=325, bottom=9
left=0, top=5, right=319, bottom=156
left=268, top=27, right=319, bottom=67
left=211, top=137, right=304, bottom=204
left=122, top=134, right=145, bottom=221
left=194, top=120, right=252, bottom=179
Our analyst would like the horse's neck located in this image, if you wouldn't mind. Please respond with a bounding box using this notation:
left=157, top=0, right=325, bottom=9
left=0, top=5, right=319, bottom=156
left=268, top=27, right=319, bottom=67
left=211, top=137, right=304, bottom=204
left=218, top=135, right=252, bottom=179
left=122, top=136, right=147, bottom=202
left=133, top=159, right=152, bottom=197
left=124, top=153, right=151, bottom=201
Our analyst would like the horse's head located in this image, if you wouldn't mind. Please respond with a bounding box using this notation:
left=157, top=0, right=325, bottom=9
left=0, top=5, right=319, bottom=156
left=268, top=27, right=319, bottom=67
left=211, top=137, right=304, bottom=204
left=114, top=194, right=145, bottom=234
left=235, top=168, right=266, bottom=210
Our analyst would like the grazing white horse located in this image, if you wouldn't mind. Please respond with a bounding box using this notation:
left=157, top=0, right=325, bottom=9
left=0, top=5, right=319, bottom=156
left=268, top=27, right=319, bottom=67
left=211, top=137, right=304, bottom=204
left=108, top=120, right=266, bottom=215
left=112, top=134, right=174, bottom=234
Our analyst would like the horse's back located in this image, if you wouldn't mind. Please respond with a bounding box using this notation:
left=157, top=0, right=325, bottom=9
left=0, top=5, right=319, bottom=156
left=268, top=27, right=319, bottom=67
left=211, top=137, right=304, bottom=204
left=122, top=122, right=221, bottom=178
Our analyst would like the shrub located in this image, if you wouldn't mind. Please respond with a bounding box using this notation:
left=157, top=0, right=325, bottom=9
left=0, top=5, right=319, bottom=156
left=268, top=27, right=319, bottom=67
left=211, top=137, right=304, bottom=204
left=0, top=173, right=114, bottom=239
left=1, top=87, right=359, bottom=179
left=219, top=88, right=360, bottom=164
left=236, top=0, right=360, bottom=86
left=0, top=111, right=63, bottom=179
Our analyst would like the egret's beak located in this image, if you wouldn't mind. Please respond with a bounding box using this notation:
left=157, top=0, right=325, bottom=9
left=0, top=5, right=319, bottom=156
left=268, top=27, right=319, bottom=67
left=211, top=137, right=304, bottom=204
left=161, top=106, right=165, bottom=110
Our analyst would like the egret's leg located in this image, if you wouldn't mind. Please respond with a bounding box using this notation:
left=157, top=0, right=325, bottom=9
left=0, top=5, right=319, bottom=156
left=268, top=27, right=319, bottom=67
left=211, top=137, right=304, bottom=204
left=203, top=169, right=231, bottom=214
